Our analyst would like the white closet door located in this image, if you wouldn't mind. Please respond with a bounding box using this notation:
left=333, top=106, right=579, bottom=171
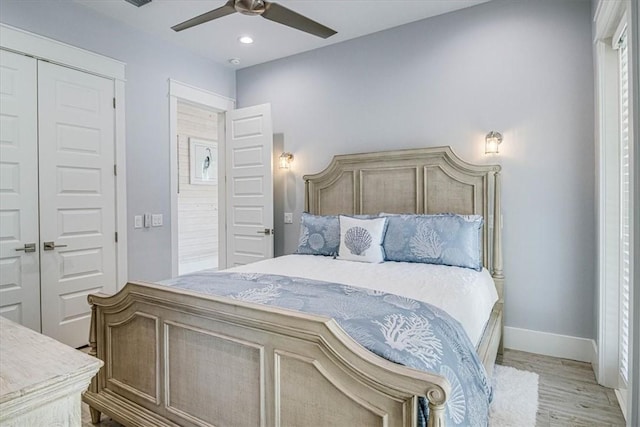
left=225, top=104, right=274, bottom=267
left=38, top=61, right=117, bottom=348
left=0, top=50, right=40, bottom=331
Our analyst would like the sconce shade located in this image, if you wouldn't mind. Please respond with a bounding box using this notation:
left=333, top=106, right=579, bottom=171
left=279, top=152, right=294, bottom=169
left=485, top=131, right=503, bottom=154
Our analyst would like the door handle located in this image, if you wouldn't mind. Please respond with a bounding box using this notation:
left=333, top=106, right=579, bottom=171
left=43, top=241, right=68, bottom=251
left=256, top=229, right=273, bottom=236
left=15, top=243, right=36, bottom=253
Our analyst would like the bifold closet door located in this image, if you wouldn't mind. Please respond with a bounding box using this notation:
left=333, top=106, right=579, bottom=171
left=38, top=61, right=117, bottom=348
left=0, top=50, right=41, bottom=331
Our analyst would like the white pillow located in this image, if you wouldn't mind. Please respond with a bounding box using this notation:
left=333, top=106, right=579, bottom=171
left=338, top=215, right=387, bottom=263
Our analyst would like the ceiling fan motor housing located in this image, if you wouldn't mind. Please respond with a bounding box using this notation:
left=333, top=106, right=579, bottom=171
left=124, top=0, right=152, bottom=7
left=235, top=0, right=266, bottom=16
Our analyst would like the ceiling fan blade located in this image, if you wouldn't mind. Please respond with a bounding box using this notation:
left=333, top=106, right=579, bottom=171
left=262, top=2, right=336, bottom=39
left=172, top=0, right=237, bottom=32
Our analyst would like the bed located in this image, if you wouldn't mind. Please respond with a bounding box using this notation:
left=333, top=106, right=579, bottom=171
left=83, top=146, right=504, bottom=427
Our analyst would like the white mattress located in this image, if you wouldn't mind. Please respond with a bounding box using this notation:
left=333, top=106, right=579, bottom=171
left=227, top=255, right=498, bottom=347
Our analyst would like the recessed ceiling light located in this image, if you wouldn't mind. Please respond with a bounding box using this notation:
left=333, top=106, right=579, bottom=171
left=238, top=36, right=254, bottom=44
left=229, top=58, right=241, bottom=65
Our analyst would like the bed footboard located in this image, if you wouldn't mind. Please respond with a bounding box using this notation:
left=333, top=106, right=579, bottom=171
left=83, top=281, right=451, bottom=427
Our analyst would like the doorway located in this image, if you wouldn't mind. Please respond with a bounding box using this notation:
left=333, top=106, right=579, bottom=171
left=168, top=80, right=275, bottom=276
left=176, top=101, right=219, bottom=274
left=168, top=79, right=234, bottom=277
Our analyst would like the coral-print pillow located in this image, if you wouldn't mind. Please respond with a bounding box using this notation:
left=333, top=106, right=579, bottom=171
left=338, top=216, right=387, bottom=263
left=295, top=213, right=340, bottom=256
left=381, top=213, right=483, bottom=271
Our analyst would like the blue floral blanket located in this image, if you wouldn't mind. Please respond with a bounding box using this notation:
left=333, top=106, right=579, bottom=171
left=162, top=271, right=492, bottom=426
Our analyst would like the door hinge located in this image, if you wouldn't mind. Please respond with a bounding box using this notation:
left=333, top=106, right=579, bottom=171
left=115, top=232, right=118, bottom=243
left=114, top=164, right=117, bottom=176
left=113, top=97, right=116, bottom=108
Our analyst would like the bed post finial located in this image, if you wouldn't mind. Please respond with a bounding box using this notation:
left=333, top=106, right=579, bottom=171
left=87, top=303, right=102, bottom=423
left=426, top=386, right=447, bottom=427
left=492, top=171, right=504, bottom=281
left=304, top=179, right=310, bottom=212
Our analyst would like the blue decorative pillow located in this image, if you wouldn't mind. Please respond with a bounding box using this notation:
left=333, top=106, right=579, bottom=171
left=295, top=213, right=340, bottom=256
left=381, top=214, right=483, bottom=271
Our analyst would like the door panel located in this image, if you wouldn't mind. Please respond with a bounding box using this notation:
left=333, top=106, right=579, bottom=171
left=38, top=61, right=116, bottom=347
left=0, top=50, right=40, bottom=331
left=225, top=104, right=273, bottom=267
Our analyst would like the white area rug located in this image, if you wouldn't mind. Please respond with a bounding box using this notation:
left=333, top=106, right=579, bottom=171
left=489, top=365, right=539, bottom=427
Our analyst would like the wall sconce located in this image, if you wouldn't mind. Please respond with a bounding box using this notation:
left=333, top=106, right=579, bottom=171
left=485, top=131, right=503, bottom=154
left=279, top=152, right=294, bottom=169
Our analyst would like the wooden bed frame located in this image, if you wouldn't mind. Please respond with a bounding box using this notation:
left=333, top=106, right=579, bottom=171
left=83, top=146, right=503, bottom=427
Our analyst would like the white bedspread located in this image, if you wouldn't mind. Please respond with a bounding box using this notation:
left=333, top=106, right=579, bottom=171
left=227, top=254, right=498, bottom=347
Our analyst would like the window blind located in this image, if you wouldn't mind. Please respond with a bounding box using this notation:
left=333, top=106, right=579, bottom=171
left=618, top=29, right=630, bottom=385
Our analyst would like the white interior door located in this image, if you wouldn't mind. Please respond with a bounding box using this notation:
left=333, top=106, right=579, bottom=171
left=38, top=61, right=117, bottom=347
left=0, top=50, right=40, bottom=331
left=225, top=104, right=273, bottom=267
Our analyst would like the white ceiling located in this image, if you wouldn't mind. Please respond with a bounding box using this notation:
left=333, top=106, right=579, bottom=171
left=75, top=0, right=489, bottom=69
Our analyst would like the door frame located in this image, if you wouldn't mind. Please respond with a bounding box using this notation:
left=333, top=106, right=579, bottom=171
left=0, top=23, right=128, bottom=289
left=168, top=79, right=235, bottom=277
left=593, top=0, right=637, bottom=420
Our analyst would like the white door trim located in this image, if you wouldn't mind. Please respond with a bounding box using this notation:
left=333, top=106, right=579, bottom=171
left=168, top=79, right=235, bottom=277
left=594, top=0, right=627, bottom=387
left=0, top=24, right=125, bottom=81
left=594, top=37, right=622, bottom=388
left=0, top=23, right=128, bottom=290
left=628, top=1, right=639, bottom=425
left=593, top=1, right=637, bottom=421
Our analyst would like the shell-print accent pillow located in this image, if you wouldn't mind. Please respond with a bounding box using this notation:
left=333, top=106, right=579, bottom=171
left=338, top=215, right=387, bottom=263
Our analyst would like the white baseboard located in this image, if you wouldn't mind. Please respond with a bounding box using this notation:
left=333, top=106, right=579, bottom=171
left=504, top=326, right=597, bottom=363
left=591, top=339, right=600, bottom=378
left=614, top=388, right=629, bottom=423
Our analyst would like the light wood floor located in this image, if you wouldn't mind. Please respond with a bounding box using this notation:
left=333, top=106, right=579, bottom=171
left=82, top=348, right=626, bottom=426
left=498, top=349, right=626, bottom=426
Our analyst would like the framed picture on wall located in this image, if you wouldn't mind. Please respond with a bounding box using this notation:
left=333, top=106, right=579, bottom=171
left=189, top=138, right=217, bottom=185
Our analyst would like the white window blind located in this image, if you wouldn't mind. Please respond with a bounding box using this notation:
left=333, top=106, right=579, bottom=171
left=617, top=28, right=630, bottom=385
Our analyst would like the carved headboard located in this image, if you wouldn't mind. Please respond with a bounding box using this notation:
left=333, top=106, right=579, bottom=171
left=303, top=146, right=504, bottom=300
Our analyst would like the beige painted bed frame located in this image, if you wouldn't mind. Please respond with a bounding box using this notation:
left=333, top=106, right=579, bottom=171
left=83, top=146, right=503, bottom=427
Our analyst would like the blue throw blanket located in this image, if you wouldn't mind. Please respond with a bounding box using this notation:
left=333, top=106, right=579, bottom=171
left=162, top=271, right=492, bottom=426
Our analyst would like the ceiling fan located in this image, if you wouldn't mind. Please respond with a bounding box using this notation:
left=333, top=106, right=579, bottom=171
left=171, top=0, right=337, bottom=39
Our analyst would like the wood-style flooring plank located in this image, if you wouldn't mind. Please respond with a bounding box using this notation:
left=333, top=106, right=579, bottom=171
left=498, top=349, right=626, bottom=427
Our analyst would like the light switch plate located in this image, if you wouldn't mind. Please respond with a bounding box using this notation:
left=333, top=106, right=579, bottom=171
left=144, top=213, right=151, bottom=228
left=152, top=214, right=163, bottom=227
left=134, top=215, right=143, bottom=229
left=284, top=212, right=293, bottom=224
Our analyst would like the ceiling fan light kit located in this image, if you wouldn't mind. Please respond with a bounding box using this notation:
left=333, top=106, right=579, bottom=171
left=171, top=0, right=337, bottom=39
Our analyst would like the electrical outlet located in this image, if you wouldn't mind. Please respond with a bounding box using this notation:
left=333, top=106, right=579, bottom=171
left=284, top=212, right=293, bottom=224
left=144, top=213, right=151, bottom=228
left=134, top=215, right=143, bottom=229
left=152, top=214, right=163, bottom=227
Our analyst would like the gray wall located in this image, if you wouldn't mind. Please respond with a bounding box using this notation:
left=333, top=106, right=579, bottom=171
left=237, top=0, right=596, bottom=339
left=0, top=0, right=236, bottom=282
